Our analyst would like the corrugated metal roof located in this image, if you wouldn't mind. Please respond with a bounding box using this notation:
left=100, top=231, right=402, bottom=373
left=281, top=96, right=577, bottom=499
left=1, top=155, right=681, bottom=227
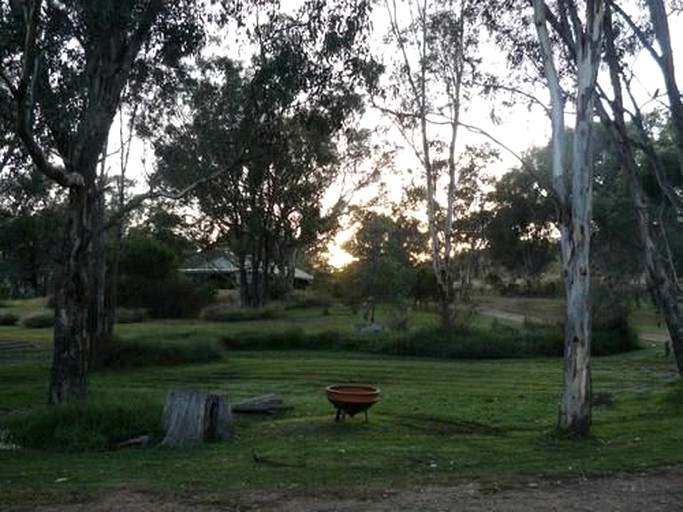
left=180, top=252, right=313, bottom=281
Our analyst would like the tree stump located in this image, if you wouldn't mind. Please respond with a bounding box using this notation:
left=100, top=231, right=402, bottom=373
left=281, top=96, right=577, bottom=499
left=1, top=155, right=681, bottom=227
left=161, top=389, right=234, bottom=448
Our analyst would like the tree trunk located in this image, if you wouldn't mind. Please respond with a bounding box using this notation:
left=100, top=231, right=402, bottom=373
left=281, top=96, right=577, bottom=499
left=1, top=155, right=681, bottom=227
left=88, top=176, right=109, bottom=367
left=49, top=187, right=93, bottom=405
left=161, top=389, right=234, bottom=448
left=558, top=42, right=600, bottom=435
left=645, top=0, right=683, bottom=181
left=612, top=127, right=683, bottom=374
left=599, top=6, right=683, bottom=375
left=437, top=282, right=454, bottom=330
left=637, top=198, right=683, bottom=375
left=533, top=0, right=604, bottom=437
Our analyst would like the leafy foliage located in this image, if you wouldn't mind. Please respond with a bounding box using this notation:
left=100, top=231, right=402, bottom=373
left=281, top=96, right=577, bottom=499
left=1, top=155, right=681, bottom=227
left=200, top=303, right=285, bottom=322
left=114, top=308, right=148, bottom=324
left=117, top=233, right=215, bottom=318
left=485, top=161, right=557, bottom=292
left=342, top=211, right=425, bottom=306
left=214, top=321, right=638, bottom=359
left=153, top=2, right=379, bottom=308
left=0, top=205, right=64, bottom=298
left=19, top=310, right=54, bottom=328
left=0, top=311, right=19, bottom=326
left=1, top=396, right=163, bottom=452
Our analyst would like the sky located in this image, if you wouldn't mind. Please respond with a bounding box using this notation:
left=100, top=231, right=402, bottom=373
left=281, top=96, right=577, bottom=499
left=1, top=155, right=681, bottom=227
left=322, top=2, right=683, bottom=267
left=107, top=1, right=683, bottom=269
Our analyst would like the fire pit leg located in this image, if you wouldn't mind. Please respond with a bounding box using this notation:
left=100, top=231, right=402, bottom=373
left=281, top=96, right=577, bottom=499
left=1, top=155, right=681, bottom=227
left=364, top=409, right=368, bottom=423
left=335, top=408, right=346, bottom=422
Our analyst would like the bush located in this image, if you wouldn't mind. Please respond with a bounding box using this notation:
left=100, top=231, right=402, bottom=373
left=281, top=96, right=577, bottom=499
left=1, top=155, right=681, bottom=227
left=385, top=306, right=409, bottom=332
left=0, top=311, right=19, bottom=326
left=101, top=336, right=223, bottom=369
left=0, top=396, right=162, bottom=451
left=370, top=325, right=564, bottom=359
left=284, top=290, right=334, bottom=310
left=592, top=321, right=640, bottom=356
left=115, top=308, right=148, bottom=324
left=118, top=276, right=216, bottom=319
left=220, top=328, right=308, bottom=350
left=200, top=303, right=285, bottom=322
left=20, top=310, right=54, bottom=328
left=216, top=289, right=239, bottom=305
left=216, top=321, right=638, bottom=359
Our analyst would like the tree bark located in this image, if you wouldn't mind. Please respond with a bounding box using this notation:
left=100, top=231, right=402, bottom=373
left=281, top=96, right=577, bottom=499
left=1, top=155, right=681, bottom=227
left=533, top=0, right=604, bottom=437
left=49, top=187, right=93, bottom=404
left=645, top=0, right=683, bottom=181
left=7, top=0, right=171, bottom=405
left=161, top=389, right=234, bottom=448
left=88, top=174, right=110, bottom=367
left=232, top=394, right=292, bottom=415
left=599, top=6, right=683, bottom=375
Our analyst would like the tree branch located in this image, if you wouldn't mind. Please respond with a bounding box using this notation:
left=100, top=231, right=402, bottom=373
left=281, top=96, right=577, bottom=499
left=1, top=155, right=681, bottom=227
left=13, top=0, right=83, bottom=189
left=102, top=151, right=247, bottom=233
left=472, top=81, right=551, bottom=116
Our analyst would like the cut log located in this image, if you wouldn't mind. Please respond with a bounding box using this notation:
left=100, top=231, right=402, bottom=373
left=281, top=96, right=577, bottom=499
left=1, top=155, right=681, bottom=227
left=232, top=394, right=293, bottom=415
left=161, top=389, right=234, bottom=448
left=117, top=434, right=152, bottom=449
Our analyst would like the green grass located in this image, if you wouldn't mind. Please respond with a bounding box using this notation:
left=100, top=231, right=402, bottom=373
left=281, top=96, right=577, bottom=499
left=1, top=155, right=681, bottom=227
left=1, top=343, right=682, bottom=506
left=629, top=301, right=670, bottom=334
left=480, top=297, right=565, bottom=323
left=0, top=296, right=679, bottom=506
left=100, top=336, right=224, bottom=368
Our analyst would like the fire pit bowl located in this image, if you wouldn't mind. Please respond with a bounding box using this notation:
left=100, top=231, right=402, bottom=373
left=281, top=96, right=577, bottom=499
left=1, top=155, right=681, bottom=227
left=326, top=384, right=381, bottom=422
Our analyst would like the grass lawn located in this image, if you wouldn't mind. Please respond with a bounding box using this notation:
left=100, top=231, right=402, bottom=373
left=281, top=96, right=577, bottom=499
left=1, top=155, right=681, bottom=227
left=480, top=296, right=670, bottom=335
left=0, top=297, right=681, bottom=506
left=1, top=341, right=682, bottom=506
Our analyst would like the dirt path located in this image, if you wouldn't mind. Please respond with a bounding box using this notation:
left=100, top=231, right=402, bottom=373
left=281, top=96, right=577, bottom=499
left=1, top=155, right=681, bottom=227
left=476, top=302, right=672, bottom=347
left=16, top=465, right=683, bottom=511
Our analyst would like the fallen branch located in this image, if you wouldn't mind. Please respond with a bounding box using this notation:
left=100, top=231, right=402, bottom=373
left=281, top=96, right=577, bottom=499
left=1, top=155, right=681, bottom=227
left=232, top=394, right=293, bottom=415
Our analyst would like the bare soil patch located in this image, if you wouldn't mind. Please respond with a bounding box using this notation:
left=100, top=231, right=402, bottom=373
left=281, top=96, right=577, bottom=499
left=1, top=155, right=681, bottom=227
left=15, top=465, right=683, bottom=511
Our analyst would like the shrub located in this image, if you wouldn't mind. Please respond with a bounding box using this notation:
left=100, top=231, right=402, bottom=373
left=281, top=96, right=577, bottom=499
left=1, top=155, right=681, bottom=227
left=215, top=321, right=638, bottom=359
left=284, top=290, right=334, bottom=310
left=101, top=336, right=223, bottom=369
left=216, top=289, right=239, bottom=305
left=118, top=276, right=216, bottom=319
left=20, top=310, right=54, bottom=328
left=220, top=328, right=308, bottom=350
left=385, top=306, right=409, bottom=332
left=115, top=308, right=148, bottom=324
left=0, top=311, right=19, bottom=326
left=592, top=321, right=640, bottom=356
left=200, top=303, right=284, bottom=322
left=0, top=396, right=162, bottom=451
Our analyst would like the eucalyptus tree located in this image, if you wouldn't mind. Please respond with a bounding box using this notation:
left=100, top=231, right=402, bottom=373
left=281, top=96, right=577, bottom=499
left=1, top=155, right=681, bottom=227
left=592, top=2, right=683, bottom=374
left=0, top=0, right=210, bottom=404
left=531, top=0, right=606, bottom=437
left=379, top=0, right=484, bottom=329
left=154, top=2, right=380, bottom=308
left=484, top=163, right=556, bottom=293
left=342, top=210, right=423, bottom=309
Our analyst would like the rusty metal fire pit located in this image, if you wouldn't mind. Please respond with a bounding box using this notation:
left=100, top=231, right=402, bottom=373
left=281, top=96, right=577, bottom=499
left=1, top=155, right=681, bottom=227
left=326, top=384, right=381, bottom=422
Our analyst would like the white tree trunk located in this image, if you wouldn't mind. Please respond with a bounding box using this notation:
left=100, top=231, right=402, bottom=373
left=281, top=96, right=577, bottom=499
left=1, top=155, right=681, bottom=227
left=533, top=0, right=605, bottom=437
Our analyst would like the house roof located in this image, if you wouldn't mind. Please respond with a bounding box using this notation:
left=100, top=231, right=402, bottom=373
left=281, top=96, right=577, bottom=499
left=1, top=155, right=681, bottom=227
left=179, top=251, right=314, bottom=282
left=179, top=253, right=238, bottom=274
